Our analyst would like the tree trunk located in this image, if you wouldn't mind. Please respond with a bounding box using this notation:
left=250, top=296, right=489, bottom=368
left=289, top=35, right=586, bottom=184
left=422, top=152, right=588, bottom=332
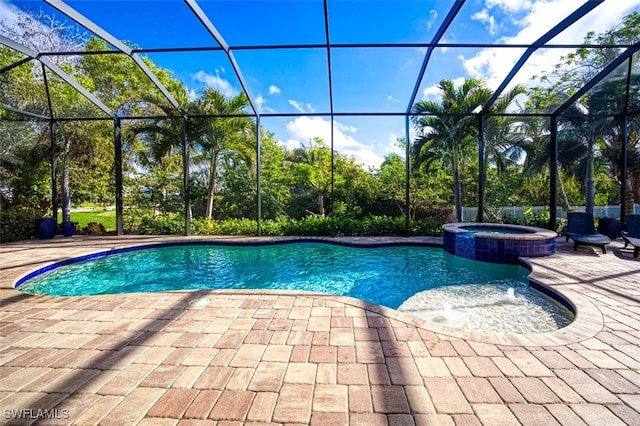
left=585, top=154, right=595, bottom=215
left=625, top=171, right=635, bottom=215
left=558, top=176, right=572, bottom=212
left=453, top=170, right=463, bottom=222
left=61, top=134, right=71, bottom=223
left=452, top=147, right=463, bottom=222
left=317, top=192, right=325, bottom=218
left=205, top=153, right=218, bottom=219
left=557, top=166, right=572, bottom=212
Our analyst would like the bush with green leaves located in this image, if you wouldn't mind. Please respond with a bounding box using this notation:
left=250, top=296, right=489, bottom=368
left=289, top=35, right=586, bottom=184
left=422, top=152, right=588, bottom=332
left=501, top=207, right=564, bottom=234
left=0, top=207, right=42, bottom=242
left=138, top=214, right=184, bottom=235
left=135, top=214, right=446, bottom=237
left=409, top=218, right=445, bottom=236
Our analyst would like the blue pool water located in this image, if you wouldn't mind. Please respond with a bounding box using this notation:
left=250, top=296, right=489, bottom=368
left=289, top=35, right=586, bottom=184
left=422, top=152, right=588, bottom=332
left=19, top=242, right=530, bottom=309
left=462, top=226, right=532, bottom=235
left=18, top=242, right=575, bottom=333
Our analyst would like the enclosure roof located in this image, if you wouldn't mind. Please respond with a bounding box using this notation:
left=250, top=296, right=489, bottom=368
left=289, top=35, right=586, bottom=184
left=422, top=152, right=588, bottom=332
left=1, top=0, right=640, bottom=161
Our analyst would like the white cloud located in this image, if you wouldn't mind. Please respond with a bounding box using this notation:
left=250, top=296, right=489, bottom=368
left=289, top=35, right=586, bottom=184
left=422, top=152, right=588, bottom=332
left=386, top=95, right=400, bottom=103
left=421, top=77, right=466, bottom=101
left=460, top=47, right=523, bottom=88
left=252, top=95, right=275, bottom=112
left=288, top=99, right=316, bottom=113
left=460, top=0, right=640, bottom=91
left=486, top=0, right=532, bottom=13
left=254, top=94, right=275, bottom=113
left=426, top=10, right=438, bottom=30
left=268, top=85, right=281, bottom=95
left=385, top=132, right=406, bottom=159
left=282, top=116, right=384, bottom=169
left=472, top=9, right=498, bottom=36
left=437, top=34, right=455, bottom=53
left=335, top=121, right=357, bottom=134
left=192, top=70, right=237, bottom=97
left=255, top=94, right=265, bottom=110
left=421, top=85, right=441, bottom=99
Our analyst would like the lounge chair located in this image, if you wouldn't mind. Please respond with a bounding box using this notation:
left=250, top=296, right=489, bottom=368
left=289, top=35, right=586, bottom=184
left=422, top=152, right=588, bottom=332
left=564, top=212, right=611, bottom=253
left=622, top=214, right=640, bottom=258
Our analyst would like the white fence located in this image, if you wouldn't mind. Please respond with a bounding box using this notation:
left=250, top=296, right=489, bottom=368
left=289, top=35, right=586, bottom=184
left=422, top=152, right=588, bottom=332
left=460, top=204, right=640, bottom=221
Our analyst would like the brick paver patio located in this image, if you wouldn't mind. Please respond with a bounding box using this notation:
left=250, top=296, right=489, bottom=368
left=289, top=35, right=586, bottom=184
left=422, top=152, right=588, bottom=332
left=1, top=235, right=639, bottom=425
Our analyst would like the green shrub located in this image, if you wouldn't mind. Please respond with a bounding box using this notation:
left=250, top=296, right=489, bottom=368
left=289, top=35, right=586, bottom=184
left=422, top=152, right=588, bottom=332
left=502, top=207, right=562, bottom=233
left=260, top=219, right=284, bottom=236
left=410, top=218, right=444, bottom=236
left=119, top=214, right=447, bottom=237
left=364, top=216, right=406, bottom=235
left=218, top=218, right=258, bottom=235
left=283, top=217, right=333, bottom=236
left=138, top=214, right=184, bottom=235
left=0, top=207, right=42, bottom=243
left=334, top=217, right=367, bottom=236
left=191, top=217, right=222, bottom=235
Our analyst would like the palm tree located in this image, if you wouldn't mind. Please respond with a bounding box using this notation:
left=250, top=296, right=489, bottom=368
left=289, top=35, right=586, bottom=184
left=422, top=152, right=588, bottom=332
left=584, top=74, right=640, bottom=215
left=481, top=84, right=528, bottom=216
left=411, top=79, right=491, bottom=222
left=557, top=105, right=613, bottom=215
left=125, top=90, right=192, bottom=203
left=126, top=88, right=254, bottom=220
left=518, top=85, right=599, bottom=214
left=287, top=137, right=333, bottom=218
left=193, top=89, right=252, bottom=219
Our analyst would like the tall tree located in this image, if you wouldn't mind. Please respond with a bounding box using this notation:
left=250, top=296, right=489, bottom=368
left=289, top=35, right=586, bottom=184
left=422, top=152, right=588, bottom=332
left=192, top=89, right=251, bottom=219
left=287, top=137, right=335, bottom=218
left=411, top=79, right=491, bottom=222
left=258, top=131, right=294, bottom=220
left=1, top=11, right=119, bottom=222
left=481, top=84, right=527, bottom=215
left=125, top=84, right=192, bottom=212
left=534, top=12, right=640, bottom=214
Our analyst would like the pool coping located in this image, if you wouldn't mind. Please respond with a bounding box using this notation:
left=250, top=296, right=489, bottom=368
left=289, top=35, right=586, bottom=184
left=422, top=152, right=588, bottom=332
left=442, top=222, right=558, bottom=240
left=5, top=234, right=604, bottom=347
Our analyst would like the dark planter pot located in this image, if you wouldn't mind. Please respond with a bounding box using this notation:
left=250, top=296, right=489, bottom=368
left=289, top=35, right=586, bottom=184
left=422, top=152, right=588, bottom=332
left=597, top=217, right=620, bottom=239
left=36, top=217, right=57, bottom=239
left=60, top=221, right=75, bottom=237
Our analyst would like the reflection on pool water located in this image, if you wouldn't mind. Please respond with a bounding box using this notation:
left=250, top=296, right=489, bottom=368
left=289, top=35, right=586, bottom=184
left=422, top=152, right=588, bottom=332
left=17, top=242, right=573, bottom=334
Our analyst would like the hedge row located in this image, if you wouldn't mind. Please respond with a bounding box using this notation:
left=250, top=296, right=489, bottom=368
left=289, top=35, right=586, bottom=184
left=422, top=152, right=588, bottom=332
left=139, top=215, right=444, bottom=237
left=0, top=208, right=444, bottom=242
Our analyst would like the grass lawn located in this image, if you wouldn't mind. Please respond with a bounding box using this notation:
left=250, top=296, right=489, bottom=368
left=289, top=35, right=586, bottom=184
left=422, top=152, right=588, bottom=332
left=58, top=210, right=117, bottom=232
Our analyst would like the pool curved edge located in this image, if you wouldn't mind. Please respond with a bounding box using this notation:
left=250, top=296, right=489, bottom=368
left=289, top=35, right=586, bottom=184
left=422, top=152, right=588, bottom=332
left=9, top=235, right=601, bottom=347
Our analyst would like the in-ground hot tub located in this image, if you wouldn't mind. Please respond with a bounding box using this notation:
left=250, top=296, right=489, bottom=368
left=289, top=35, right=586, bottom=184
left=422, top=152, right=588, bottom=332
left=443, top=222, right=557, bottom=264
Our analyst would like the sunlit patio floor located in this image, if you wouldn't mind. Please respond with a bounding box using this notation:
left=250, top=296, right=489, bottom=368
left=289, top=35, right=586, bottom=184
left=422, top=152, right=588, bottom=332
left=1, top=234, right=639, bottom=425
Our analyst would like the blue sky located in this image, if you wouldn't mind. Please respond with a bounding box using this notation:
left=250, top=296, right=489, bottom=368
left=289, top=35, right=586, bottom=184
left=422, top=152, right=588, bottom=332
left=2, top=0, right=640, bottom=169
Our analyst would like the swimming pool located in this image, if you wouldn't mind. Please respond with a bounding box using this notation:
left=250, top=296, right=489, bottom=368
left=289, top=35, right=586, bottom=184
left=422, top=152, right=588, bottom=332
left=17, top=242, right=573, bottom=333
